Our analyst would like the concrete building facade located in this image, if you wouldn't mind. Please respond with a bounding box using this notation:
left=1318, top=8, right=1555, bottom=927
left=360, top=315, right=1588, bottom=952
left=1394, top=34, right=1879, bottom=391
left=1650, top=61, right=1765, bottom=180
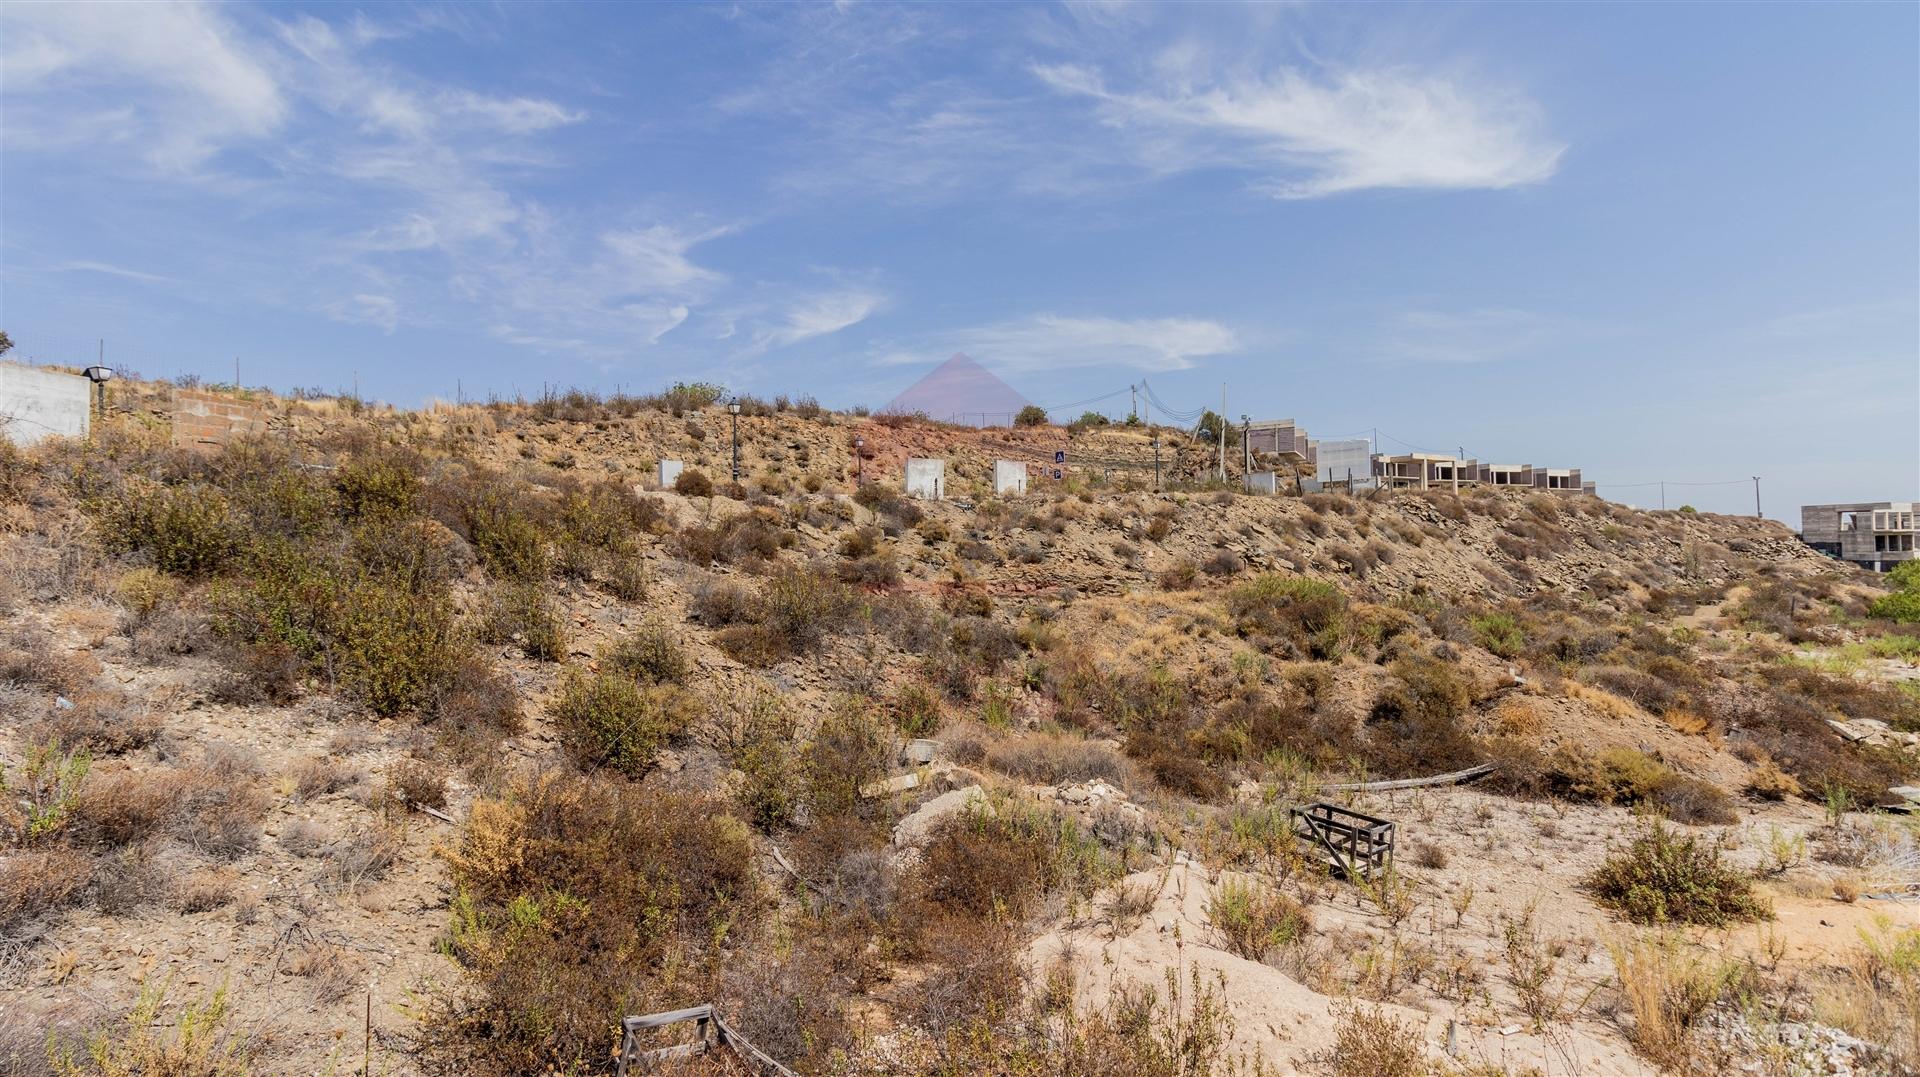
left=0, top=363, right=91, bottom=445
left=1801, top=502, right=1917, bottom=571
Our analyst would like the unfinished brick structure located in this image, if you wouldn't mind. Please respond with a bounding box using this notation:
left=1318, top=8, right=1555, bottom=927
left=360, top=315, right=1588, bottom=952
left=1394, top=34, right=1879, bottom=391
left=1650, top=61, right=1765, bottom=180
left=171, top=388, right=269, bottom=451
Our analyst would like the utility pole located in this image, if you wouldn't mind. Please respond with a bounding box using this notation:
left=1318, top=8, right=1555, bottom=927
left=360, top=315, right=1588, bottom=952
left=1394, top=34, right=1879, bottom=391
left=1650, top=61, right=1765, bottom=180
left=1130, top=384, right=1137, bottom=423
left=1753, top=476, right=1762, bottom=519
left=1153, top=436, right=1162, bottom=492
left=1218, top=383, right=1227, bottom=481
left=1660, top=481, right=1667, bottom=511
left=235, top=356, right=241, bottom=389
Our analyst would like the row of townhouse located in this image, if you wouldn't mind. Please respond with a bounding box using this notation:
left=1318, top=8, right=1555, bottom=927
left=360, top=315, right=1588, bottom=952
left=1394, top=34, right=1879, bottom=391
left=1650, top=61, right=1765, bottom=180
left=1370, top=452, right=1593, bottom=495
left=1241, top=419, right=1593, bottom=496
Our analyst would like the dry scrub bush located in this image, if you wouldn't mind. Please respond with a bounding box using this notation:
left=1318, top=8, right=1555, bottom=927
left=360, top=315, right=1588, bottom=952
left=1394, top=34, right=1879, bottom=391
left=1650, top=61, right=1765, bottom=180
left=70, top=766, right=269, bottom=861
left=1609, top=932, right=1742, bottom=1070
left=46, top=980, right=258, bottom=1076
left=37, top=692, right=161, bottom=756
left=388, top=757, right=450, bottom=810
left=710, top=566, right=857, bottom=666
left=1363, top=654, right=1481, bottom=778
left=1809, top=921, right=1920, bottom=1071
left=603, top=620, right=690, bottom=685
left=1207, top=877, right=1311, bottom=960
left=1548, top=747, right=1736, bottom=825
left=289, top=756, right=357, bottom=801
left=0, top=623, right=93, bottom=693
left=476, top=582, right=566, bottom=661
left=0, top=847, right=93, bottom=934
left=99, top=480, right=237, bottom=578
left=425, top=772, right=760, bottom=1075
left=1587, top=821, right=1770, bottom=926
left=913, top=800, right=1118, bottom=923
left=549, top=667, right=693, bottom=779
left=984, top=734, right=1131, bottom=787
left=1325, top=999, right=1427, bottom=1077
left=1226, top=574, right=1348, bottom=660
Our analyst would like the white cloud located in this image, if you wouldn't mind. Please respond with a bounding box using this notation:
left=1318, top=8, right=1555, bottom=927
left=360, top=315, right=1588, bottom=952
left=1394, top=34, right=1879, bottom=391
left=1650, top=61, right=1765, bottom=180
left=881, top=314, right=1239, bottom=373
left=751, top=290, right=886, bottom=352
left=1378, top=308, right=1558, bottom=363
left=0, top=1, right=285, bottom=169
left=440, top=91, right=586, bottom=134
left=58, top=261, right=174, bottom=284
left=1034, top=61, right=1564, bottom=198
left=326, top=293, right=400, bottom=333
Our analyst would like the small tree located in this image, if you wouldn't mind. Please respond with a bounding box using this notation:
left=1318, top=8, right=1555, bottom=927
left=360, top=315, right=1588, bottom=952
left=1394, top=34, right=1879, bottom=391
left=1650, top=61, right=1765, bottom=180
left=0, top=330, right=13, bottom=357
left=1014, top=405, right=1048, bottom=427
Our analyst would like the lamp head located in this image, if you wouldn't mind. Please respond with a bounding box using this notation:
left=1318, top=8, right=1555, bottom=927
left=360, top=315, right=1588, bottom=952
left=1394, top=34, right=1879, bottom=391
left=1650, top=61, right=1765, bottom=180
left=84, top=365, right=115, bottom=384
left=728, top=400, right=741, bottom=416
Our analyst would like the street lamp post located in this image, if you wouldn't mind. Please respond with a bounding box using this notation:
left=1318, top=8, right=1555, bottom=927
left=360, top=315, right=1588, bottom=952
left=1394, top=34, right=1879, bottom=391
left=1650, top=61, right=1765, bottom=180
left=853, top=435, right=865, bottom=485
left=728, top=400, right=742, bottom=482
left=1152, top=436, right=1162, bottom=492
left=83, top=365, right=114, bottom=427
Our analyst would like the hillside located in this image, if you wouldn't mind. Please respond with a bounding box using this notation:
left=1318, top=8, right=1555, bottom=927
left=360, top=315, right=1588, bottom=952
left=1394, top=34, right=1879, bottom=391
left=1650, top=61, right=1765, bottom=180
left=2, top=384, right=1917, bottom=1076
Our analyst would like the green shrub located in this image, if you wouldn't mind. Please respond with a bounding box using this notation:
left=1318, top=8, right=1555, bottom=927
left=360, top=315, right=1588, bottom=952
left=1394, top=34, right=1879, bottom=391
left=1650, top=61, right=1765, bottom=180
left=1472, top=613, right=1526, bottom=658
left=105, top=481, right=236, bottom=577
left=462, top=491, right=550, bottom=581
left=1870, top=590, right=1920, bottom=624
left=803, top=699, right=889, bottom=821
left=1887, top=560, right=1920, bottom=591
left=478, top=582, right=567, bottom=661
left=1014, top=405, right=1049, bottom=427
left=1587, top=821, right=1771, bottom=926
left=1207, top=877, right=1311, bottom=959
left=333, top=452, right=420, bottom=519
left=604, top=620, right=690, bottom=685
left=332, top=576, right=460, bottom=715
left=550, top=668, right=691, bottom=778
left=1226, top=574, right=1348, bottom=659
left=892, top=682, right=942, bottom=737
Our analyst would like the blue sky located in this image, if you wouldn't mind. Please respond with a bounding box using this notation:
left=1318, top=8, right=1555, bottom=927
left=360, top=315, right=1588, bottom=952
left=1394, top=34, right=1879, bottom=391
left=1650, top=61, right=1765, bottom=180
left=2, top=1, right=1914, bottom=517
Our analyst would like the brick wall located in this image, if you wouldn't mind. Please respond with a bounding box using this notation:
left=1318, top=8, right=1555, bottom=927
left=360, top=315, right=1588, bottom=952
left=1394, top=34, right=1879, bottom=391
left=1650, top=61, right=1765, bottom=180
left=171, top=388, right=270, bottom=451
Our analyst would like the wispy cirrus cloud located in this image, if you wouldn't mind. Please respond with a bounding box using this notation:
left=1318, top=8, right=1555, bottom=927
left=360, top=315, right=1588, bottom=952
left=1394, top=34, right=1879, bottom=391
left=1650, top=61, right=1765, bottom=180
left=1033, top=61, right=1564, bottom=198
left=747, top=289, right=887, bottom=354
left=57, top=261, right=175, bottom=285
left=0, top=1, right=285, bottom=170
left=1376, top=308, right=1561, bottom=363
left=878, top=314, right=1239, bottom=373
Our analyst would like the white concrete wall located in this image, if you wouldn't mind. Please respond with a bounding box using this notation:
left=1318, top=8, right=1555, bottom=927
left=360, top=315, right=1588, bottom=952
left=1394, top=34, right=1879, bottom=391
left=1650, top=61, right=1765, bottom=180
left=0, top=363, right=90, bottom=446
left=993, top=460, right=1028, bottom=497
left=1245, top=471, right=1278, bottom=495
left=656, top=459, right=684, bottom=488
left=905, top=458, right=945, bottom=500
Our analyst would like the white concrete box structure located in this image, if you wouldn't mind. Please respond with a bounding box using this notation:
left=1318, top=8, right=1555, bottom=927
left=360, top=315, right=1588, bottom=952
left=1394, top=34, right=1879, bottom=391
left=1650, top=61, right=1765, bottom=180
left=1314, top=438, right=1374, bottom=489
left=904, top=458, right=946, bottom=500
left=656, top=459, right=684, bottom=488
left=0, top=363, right=91, bottom=446
left=1244, top=471, right=1278, bottom=495
left=992, top=460, right=1028, bottom=497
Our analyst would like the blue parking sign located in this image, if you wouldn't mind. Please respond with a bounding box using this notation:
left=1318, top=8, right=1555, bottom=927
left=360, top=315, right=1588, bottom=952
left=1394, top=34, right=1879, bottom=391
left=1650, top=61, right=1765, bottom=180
left=1053, top=450, right=1066, bottom=464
